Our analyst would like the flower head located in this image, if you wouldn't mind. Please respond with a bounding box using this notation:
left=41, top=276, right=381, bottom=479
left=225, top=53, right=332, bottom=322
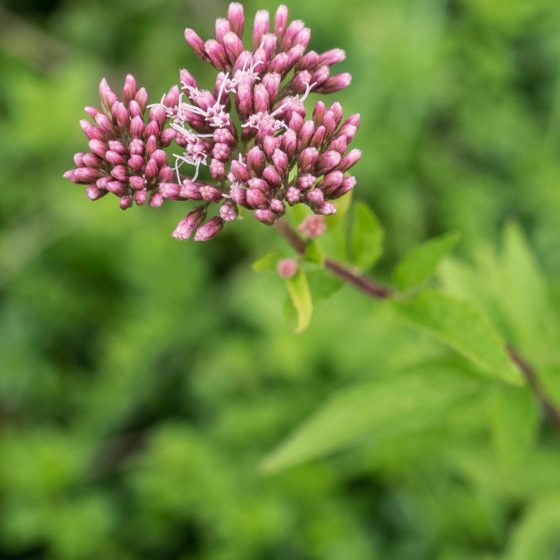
left=65, top=4, right=361, bottom=241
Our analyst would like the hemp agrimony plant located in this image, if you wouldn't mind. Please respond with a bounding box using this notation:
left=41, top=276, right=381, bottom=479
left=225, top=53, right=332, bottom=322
left=64, top=3, right=560, bottom=472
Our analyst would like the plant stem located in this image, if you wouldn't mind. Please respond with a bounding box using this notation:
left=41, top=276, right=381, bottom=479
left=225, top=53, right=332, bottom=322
left=276, top=218, right=560, bottom=430
left=275, top=219, right=393, bottom=299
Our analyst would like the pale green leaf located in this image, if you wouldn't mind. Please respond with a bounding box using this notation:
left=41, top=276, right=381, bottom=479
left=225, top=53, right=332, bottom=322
left=393, top=291, right=521, bottom=385
left=489, top=386, right=538, bottom=465
left=350, top=202, right=384, bottom=270
left=304, top=240, right=325, bottom=267
left=393, top=232, right=459, bottom=291
left=286, top=269, right=313, bottom=333
left=261, top=364, right=482, bottom=473
left=505, top=495, right=560, bottom=560
left=252, top=252, right=283, bottom=273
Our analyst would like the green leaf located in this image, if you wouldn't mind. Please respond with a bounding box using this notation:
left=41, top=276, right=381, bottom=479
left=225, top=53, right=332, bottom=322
left=350, top=202, right=384, bottom=270
left=285, top=269, right=313, bottom=333
left=505, top=495, right=560, bottom=560
left=489, top=386, right=538, bottom=465
left=304, top=240, right=325, bottom=267
left=261, top=364, right=482, bottom=473
left=393, top=290, right=521, bottom=385
left=307, top=271, right=344, bottom=301
left=252, top=252, right=283, bottom=273
left=393, top=232, right=459, bottom=291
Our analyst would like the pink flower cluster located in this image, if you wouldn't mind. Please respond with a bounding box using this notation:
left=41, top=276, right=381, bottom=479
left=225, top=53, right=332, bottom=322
left=65, top=3, right=361, bottom=241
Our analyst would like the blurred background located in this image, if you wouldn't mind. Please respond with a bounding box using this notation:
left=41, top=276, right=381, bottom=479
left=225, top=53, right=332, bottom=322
left=1, top=0, right=560, bottom=558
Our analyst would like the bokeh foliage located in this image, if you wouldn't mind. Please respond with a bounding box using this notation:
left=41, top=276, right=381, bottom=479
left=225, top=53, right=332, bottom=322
left=1, top=0, right=560, bottom=558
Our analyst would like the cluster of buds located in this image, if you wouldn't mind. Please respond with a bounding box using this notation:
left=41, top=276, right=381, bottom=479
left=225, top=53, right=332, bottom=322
left=65, top=3, right=361, bottom=241
left=64, top=76, right=178, bottom=209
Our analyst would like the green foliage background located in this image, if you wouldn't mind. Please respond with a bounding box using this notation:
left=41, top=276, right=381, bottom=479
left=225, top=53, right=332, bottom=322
left=1, top=0, right=560, bottom=558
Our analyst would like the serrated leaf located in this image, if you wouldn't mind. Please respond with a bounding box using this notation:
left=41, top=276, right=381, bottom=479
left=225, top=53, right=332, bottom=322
left=261, top=364, right=482, bottom=473
left=350, top=202, right=384, bottom=270
left=285, top=269, right=313, bottom=333
left=252, top=252, right=283, bottom=273
left=490, top=386, right=538, bottom=465
left=393, top=232, right=459, bottom=291
left=393, top=290, right=521, bottom=385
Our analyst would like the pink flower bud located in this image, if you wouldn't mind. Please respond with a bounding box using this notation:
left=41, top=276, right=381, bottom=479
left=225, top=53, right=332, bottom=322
left=158, top=166, right=174, bottom=182
left=277, top=258, right=298, bottom=278
left=327, top=136, right=348, bottom=154
left=86, top=185, right=107, bottom=201
left=94, top=112, right=116, bottom=135
left=129, top=100, right=142, bottom=118
left=253, top=83, right=270, bottom=113
left=158, top=183, right=180, bottom=199
left=130, top=116, right=145, bottom=138
left=200, top=185, right=223, bottom=202
left=223, top=31, right=244, bottom=65
left=184, top=28, right=207, bottom=60
left=122, top=74, right=137, bottom=104
left=321, top=111, right=337, bottom=139
left=227, top=2, right=245, bottom=37
left=113, top=102, right=129, bottom=128
left=286, top=187, right=301, bottom=205
left=129, top=176, right=146, bottom=190
left=210, top=159, right=226, bottom=180
left=73, top=167, right=103, bottom=183
left=82, top=153, right=103, bottom=168
left=129, top=138, right=144, bottom=156
left=247, top=146, right=266, bottom=176
left=310, top=125, right=326, bottom=148
left=318, top=48, right=346, bottom=67
left=262, top=165, right=282, bottom=187
left=73, top=152, right=85, bottom=167
left=220, top=200, right=238, bottom=221
left=317, top=202, right=337, bottom=215
left=254, top=209, right=277, bottom=225
left=293, top=28, right=311, bottom=50
left=133, top=190, right=147, bottom=205
left=205, top=39, right=229, bottom=71
left=296, top=51, right=319, bottom=71
left=262, top=33, right=278, bottom=59
left=298, top=147, right=319, bottom=173
left=120, top=195, right=133, bottom=210
left=144, top=120, right=160, bottom=139
left=298, top=120, right=315, bottom=150
left=269, top=52, right=289, bottom=75
left=173, top=206, right=208, bottom=240
left=99, top=78, right=117, bottom=110
left=88, top=139, right=107, bottom=158
left=180, top=180, right=203, bottom=200
left=144, top=159, right=158, bottom=180
left=299, top=215, right=326, bottom=238
left=296, top=174, right=316, bottom=191
left=331, top=176, right=356, bottom=199
left=150, top=192, right=164, bottom=207
left=229, top=184, right=247, bottom=205
left=194, top=216, right=224, bottom=241
left=306, top=188, right=324, bottom=207
left=247, top=187, right=269, bottom=209
left=111, top=165, right=129, bottom=183
left=270, top=199, right=285, bottom=215
left=337, top=149, right=362, bottom=172
left=291, top=70, right=313, bottom=94
left=106, top=180, right=126, bottom=196
left=289, top=113, right=304, bottom=133
left=274, top=4, right=289, bottom=37
left=135, top=87, right=148, bottom=111
left=230, top=159, right=251, bottom=183
left=215, top=18, right=231, bottom=44
left=316, top=73, right=352, bottom=93
left=84, top=106, right=100, bottom=119
left=262, top=135, right=279, bottom=159
left=160, top=128, right=176, bottom=146
left=319, top=170, right=344, bottom=194
left=316, top=151, right=342, bottom=176
left=80, top=120, right=103, bottom=141
left=105, top=150, right=126, bottom=165
left=272, top=149, right=289, bottom=176
left=252, top=9, right=270, bottom=50
left=281, top=129, right=297, bottom=159
left=282, top=19, right=305, bottom=50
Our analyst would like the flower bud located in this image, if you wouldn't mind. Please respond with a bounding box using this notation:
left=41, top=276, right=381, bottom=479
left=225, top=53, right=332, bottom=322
left=194, top=216, right=224, bottom=241
left=252, top=9, right=270, bottom=50
left=277, top=258, right=298, bottom=278
left=220, top=200, right=239, bottom=221
left=299, top=215, right=326, bottom=238
left=227, top=2, right=245, bottom=37
left=173, top=206, right=207, bottom=240
left=184, top=28, right=207, bottom=60
left=247, top=146, right=266, bottom=175
left=254, top=209, right=277, bottom=225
